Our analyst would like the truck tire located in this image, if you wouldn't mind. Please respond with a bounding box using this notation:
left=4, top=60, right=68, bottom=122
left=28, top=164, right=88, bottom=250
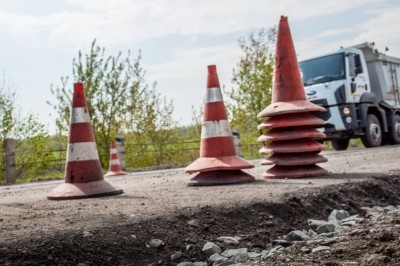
left=361, top=114, right=382, bottom=148
left=331, top=139, right=349, bottom=150
left=388, top=114, right=400, bottom=144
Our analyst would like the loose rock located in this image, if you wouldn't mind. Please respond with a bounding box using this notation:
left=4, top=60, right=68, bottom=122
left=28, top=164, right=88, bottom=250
left=171, top=251, right=183, bottom=261
left=202, top=242, right=221, bottom=256
left=329, top=209, right=350, bottom=221
left=311, top=245, right=331, bottom=253
left=217, top=236, right=241, bottom=245
left=148, top=239, right=164, bottom=248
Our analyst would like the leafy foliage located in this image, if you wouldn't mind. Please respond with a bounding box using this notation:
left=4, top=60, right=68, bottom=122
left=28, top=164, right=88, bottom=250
left=225, top=27, right=276, bottom=141
left=49, top=40, right=177, bottom=167
left=0, top=75, right=50, bottom=183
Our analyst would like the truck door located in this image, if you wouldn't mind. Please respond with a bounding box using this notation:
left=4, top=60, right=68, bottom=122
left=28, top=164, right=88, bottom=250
left=348, top=52, right=369, bottom=103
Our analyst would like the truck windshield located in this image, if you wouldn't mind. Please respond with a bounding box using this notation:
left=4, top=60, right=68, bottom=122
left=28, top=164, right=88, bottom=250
left=300, top=53, right=345, bottom=86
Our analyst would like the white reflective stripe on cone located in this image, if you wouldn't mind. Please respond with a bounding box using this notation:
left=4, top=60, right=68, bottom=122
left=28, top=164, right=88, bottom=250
left=70, top=107, right=91, bottom=124
left=201, top=120, right=232, bottom=138
left=206, top=88, right=223, bottom=103
left=67, top=142, right=99, bottom=162
left=110, top=148, right=117, bottom=154
left=110, top=159, right=120, bottom=165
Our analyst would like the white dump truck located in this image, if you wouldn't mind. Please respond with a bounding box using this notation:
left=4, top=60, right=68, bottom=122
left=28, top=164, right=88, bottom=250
left=299, top=42, right=400, bottom=150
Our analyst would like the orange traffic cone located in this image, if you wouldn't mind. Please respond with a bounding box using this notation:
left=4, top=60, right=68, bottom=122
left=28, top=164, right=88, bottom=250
left=47, top=82, right=123, bottom=200
left=257, top=16, right=328, bottom=179
left=105, top=141, right=127, bottom=176
left=185, top=65, right=255, bottom=186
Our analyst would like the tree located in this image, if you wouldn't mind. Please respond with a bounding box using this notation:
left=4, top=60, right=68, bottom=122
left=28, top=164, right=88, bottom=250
left=225, top=27, right=276, bottom=141
left=0, top=75, right=50, bottom=182
left=49, top=40, right=177, bottom=167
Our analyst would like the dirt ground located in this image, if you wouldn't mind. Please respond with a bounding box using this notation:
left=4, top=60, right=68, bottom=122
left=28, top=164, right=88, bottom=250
left=1, top=145, right=400, bottom=265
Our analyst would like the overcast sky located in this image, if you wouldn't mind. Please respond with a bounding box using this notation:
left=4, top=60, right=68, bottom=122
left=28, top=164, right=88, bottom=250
left=0, top=0, right=399, bottom=133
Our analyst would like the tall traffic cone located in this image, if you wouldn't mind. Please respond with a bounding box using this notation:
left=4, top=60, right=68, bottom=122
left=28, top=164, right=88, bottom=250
left=257, top=16, right=328, bottom=179
left=105, top=141, right=127, bottom=176
left=185, top=65, right=255, bottom=186
left=47, top=83, right=123, bottom=200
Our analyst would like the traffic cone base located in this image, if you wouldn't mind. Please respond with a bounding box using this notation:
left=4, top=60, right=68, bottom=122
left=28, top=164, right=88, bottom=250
left=259, top=139, right=325, bottom=154
left=258, top=126, right=325, bottom=142
left=263, top=165, right=328, bottom=179
left=105, top=170, right=127, bottom=177
left=47, top=180, right=123, bottom=200
left=257, top=100, right=325, bottom=118
left=187, top=170, right=255, bottom=186
left=185, top=156, right=254, bottom=174
left=261, top=152, right=327, bottom=166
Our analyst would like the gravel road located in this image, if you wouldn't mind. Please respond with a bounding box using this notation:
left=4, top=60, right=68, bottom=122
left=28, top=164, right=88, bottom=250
left=0, top=145, right=400, bottom=265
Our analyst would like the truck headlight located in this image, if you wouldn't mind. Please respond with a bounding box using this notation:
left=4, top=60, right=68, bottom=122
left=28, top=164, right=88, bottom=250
left=343, top=107, right=350, bottom=116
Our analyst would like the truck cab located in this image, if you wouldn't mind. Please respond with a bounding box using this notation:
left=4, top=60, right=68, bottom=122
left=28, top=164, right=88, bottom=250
left=299, top=42, right=400, bottom=150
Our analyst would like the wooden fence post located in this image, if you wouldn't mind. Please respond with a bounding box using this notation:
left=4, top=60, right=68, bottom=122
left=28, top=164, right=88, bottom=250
left=4, top=138, right=17, bottom=185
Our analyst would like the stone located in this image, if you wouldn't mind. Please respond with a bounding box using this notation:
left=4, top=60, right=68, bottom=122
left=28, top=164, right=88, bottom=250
left=187, top=219, right=206, bottom=230
left=193, top=262, right=207, bottom=266
left=382, top=205, right=396, bottom=213
left=236, top=248, right=248, bottom=254
left=284, top=230, right=311, bottom=242
left=317, top=232, right=335, bottom=238
left=307, top=229, right=318, bottom=238
left=247, top=252, right=261, bottom=258
left=221, top=249, right=239, bottom=258
left=217, top=236, right=241, bottom=245
left=301, top=247, right=311, bottom=254
left=177, top=262, right=195, bottom=266
left=272, top=239, right=292, bottom=247
left=341, top=215, right=359, bottom=223
left=328, top=209, right=350, bottom=221
left=316, top=223, right=336, bottom=234
left=341, top=220, right=356, bottom=226
left=83, top=231, right=93, bottom=237
left=213, top=259, right=235, bottom=266
left=202, top=242, right=221, bottom=256
left=234, top=252, right=249, bottom=263
left=209, top=253, right=226, bottom=263
left=148, top=239, right=164, bottom=248
left=261, top=249, right=270, bottom=257
left=171, top=252, right=183, bottom=261
left=270, top=245, right=284, bottom=254
left=308, top=219, right=329, bottom=230
left=311, top=245, right=331, bottom=253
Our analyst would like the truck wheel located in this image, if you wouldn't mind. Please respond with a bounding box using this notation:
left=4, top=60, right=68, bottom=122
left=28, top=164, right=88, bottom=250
left=388, top=114, right=400, bottom=144
left=331, top=139, right=349, bottom=150
left=361, top=114, right=382, bottom=148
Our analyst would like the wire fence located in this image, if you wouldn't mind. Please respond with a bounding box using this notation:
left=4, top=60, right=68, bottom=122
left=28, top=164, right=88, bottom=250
left=1, top=140, right=262, bottom=184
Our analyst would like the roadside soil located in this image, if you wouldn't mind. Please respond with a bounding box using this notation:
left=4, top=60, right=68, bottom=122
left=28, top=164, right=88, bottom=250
left=1, top=145, right=400, bottom=265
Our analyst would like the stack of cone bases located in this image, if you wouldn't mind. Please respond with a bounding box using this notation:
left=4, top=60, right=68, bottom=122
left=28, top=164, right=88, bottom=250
left=47, top=83, right=123, bottom=200
left=185, top=65, right=255, bottom=186
left=105, top=141, right=127, bottom=177
left=257, top=16, right=328, bottom=179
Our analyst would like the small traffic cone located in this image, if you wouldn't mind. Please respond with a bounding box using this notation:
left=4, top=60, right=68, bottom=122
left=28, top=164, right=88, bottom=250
left=47, top=82, right=123, bottom=200
left=105, top=141, right=127, bottom=177
left=257, top=16, right=328, bottom=179
left=185, top=65, right=255, bottom=186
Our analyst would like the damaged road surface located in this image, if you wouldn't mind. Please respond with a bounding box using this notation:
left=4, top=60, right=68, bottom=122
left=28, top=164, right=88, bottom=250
left=0, top=145, right=400, bottom=265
